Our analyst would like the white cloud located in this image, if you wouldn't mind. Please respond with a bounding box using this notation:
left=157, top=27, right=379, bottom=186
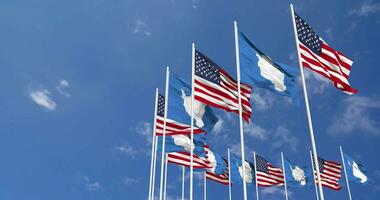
left=115, top=144, right=137, bottom=158
left=261, top=186, right=291, bottom=197
left=123, top=176, right=139, bottom=185
left=29, top=89, right=57, bottom=111
left=132, top=19, right=152, bottom=37
left=302, top=69, right=330, bottom=94
left=212, top=118, right=224, bottom=134
left=349, top=1, right=380, bottom=16
left=83, top=176, right=100, bottom=191
left=136, top=122, right=153, bottom=143
left=324, top=28, right=333, bottom=40
left=328, top=96, right=380, bottom=135
left=244, top=123, right=270, bottom=140
left=56, top=79, right=71, bottom=97
left=272, top=126, right=299, bottom=152
left=251, top=90, right=276, bottom=111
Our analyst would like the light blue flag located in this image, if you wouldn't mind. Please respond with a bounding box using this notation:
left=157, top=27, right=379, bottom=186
left=206, top=147, right=227, bottom=175
left=343, top=153, right=369, bottom=184
left=230, top=154, right=255, bottom=184
left=157, top=134, right=206, bottom=157
left=168, top=73, right=218, bottom=133
left=238, top=32, right=299, bottom=102
left=284, top=158, right=312, bottom=187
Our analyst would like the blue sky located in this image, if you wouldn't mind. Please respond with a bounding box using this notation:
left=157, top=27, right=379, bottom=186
left=0, top=0, right=380, bottom=199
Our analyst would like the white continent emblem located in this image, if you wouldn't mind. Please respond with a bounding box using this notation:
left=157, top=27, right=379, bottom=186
left=349, top=161, right=368, bottom=183
left=172, top=134, right=193, bottom=152
left=238, top=161, right=253, bottom=184
left=256, top=53, right=287, bottom=92
left=290, top=165, right=307, bottom=186
left=181, top=89, right=206, bottom=128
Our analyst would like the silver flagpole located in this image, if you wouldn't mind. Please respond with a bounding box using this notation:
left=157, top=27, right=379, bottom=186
left=182, top=166, right=185, bottom=200
left=253, top=151, right=259, bottom=200
left=164, top=154, right=168, bottom=200
left=151, top=136, right=159, bottom=200
left=228, top=148, right=232, bottom=200
left=190, top=43, right=195, bottom=200
left=310, top=150, right=320, bottom=200
left=233, top=20, right=248, bottom=200
left=148, top=89, right=159, bottom=200
left=290, top=4, right=324, bottom=200
left=159, top=67, right=170, bottom=200
left=281, top=152, right=289, bottom=200
left=340, top=146, right=353, bottom=200
left=204, top=171, right=207, bottom=200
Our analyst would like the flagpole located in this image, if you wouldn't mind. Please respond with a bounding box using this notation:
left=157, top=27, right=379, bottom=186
left=149, top=88, right=159, bottom=200
left=204, top=171, right=207, bottom=200
left=234, top=20, right=248, bottom=200
left=290, top=4, right=324, bottom=200
left=228, top=148, right=232, bottom=200
left=281, top=152, right=289, bottom=200
left=340, top=146, right=353, bottom=200
left=148, top=88, right=158, bottom=200
left=310, top=150, right=319, bottom=200
left=164, top=154, right=168, bottom=200
left=159, top=66, right=170, bottom=200
left=253, top=151, right=259, bottom=200
left=152, top=136, right=159, bottom=200
left=182, top=166, right=185, bottom=200
left=190, top=42, right=195, bottom=200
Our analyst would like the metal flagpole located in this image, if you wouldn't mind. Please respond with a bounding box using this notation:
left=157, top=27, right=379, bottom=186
left=204, top=171, right=207, bottom=200
left=228, top=148, right=232, bottom=200
left=281, top=152, right=289, bottom=200
left=148, top=89, right=159, bottom=200
left=159, top=67, right=170, bottom=200
left=290, top=4, right=325, bottom=200
left=253, top=151, right=259, bottom=200
left=182, top=166, right=185, bottom=200
left=233, top=20, right=248, bottom=200
left=310, top=150, right=320, bottom=200
left=340, top=146, right=353, bottom=200
left=164, top=154, right=168, bottom=200
left=152, top=136, right=159, bottom=200
left=190, top=43, right=195, bottom=200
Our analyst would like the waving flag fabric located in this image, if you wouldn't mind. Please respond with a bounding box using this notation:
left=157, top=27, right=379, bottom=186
left=168, top=73, right=219, bottom=134
left=205, top=148, right=229, bottom=185
left=284, top=158, right=312, bottom=187
left=157, top=134, right=206, bottom=157
left=230, top=154, right=255, bottom=184
left=255, top=155, right=284, bottom=187
left=206, top=171, right=229, bottom=185
left=343, top=153, right=369, bottom=184
left=194, top=50, right=252, bottom=122
left=155, top=93, right=203, bottom=136
left=312, top=157, right=342, bottom=190
left=238, top=32, right=299, bottom=101
left=167, top=151, right=211, bottom=169
left=293, top=12, right=358, bottom=94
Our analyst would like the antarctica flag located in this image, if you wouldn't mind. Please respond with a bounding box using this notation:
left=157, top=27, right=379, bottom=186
left=284, top=158, right=312, bottom=187
left=343, top=153, right=369, bottom=184
left=238, top=32, right=298, bottom=101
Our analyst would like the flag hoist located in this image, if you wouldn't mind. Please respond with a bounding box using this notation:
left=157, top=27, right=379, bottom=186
left=290, top=4, right=325, bottom=200
left=159, top=67, right=170, bottom=200
left=233, top=21, right=249, bottom=200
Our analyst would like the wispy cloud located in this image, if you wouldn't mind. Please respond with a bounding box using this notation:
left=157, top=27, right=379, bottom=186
left=261, top=186, right=291, bottom=197
left=272, top=126, right=299, bottom=152
left=83, top=176, right=100, bottom=191
left=324, top=28, right=333, bottom=40
left=29, top=89, right=57, bottom=111
left=349, top=1, right=380, bottom=16
left=328, top=96, right=380, bottom=136
left=123, top=176, right=140, bottom=185
left=251, top=90, right=276, bottom=111
left=244, top=123, right=270, bottom=140
left=302, top=69, right=330, bottom=94
left=213, top=118, right=224, bottom=135
left=136, top=121, right=153, bottom=143
left=56, top=79, right=71, bottom=97
left=132, top=19, right=152, bottom=37
left=115, top=144, right=138, bottom=158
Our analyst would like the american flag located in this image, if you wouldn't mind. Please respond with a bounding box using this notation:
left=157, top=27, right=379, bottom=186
left=255, top=155, right=284, bottom=187
left=206, top=158, right=230, bottom=185
left=294, top=12, right=358, bottom=94
left=167, top=145, right=213, bottom=169
left=313, top=157, right=342, bottom=190
left=155, top=94, right=203, bottom=136
left=194, top=50, right=252, bottom=122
